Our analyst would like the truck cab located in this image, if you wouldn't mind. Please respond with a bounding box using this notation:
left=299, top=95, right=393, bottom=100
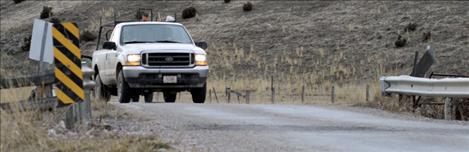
left=92, top=22, right=208, bottom=103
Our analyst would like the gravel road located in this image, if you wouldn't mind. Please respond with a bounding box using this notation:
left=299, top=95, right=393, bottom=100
left=113, top=102, right=469, bottom=152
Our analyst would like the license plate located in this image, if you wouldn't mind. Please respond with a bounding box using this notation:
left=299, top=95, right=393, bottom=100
left=163, top=76, right=177, bottom=83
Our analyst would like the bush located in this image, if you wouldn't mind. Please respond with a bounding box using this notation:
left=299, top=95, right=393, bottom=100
left=81, top=30, right=97, bottom=42
left=394, top=35, right=407, bottom=48
left=182, top=7, right=197, bottom=19
left=243, top=2, right=253, bottom=12
left=224, top=0, right=231, bottom=3
left=13, top=0, right=26, bottom=4
left=21, top=36, right=31, bottom=52
left=40, top=6, right=53, bottom=19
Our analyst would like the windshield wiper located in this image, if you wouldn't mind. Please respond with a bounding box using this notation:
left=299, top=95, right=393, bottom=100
left=155, top=40, right=181, bottom=43
left=123, top=41, right=154, bottom=44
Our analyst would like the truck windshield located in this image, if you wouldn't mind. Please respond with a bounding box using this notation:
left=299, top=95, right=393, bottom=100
left=120, top=24, right=192, bottom=45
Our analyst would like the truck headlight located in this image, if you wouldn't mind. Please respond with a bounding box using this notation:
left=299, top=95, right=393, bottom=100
left=126, top=54, right=141, bottom=66
left=195, top=54, right=208, bottom=66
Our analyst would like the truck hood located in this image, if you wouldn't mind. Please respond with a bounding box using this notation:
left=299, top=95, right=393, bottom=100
left=121, top=43, right=205, bottom=54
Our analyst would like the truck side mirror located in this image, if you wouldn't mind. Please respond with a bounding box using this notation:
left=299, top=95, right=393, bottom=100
left=103, top=41, right=117, bottom=50
left=195, top=41, right=208, bottom=50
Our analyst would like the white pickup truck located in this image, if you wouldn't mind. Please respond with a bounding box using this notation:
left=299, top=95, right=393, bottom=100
left=92, top=22, right=209, bottom=103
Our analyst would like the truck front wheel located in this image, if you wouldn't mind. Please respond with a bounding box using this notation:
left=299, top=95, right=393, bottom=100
left=191, top=84, right=206, bottom=104
left=117, top=70, right=131, bottom=103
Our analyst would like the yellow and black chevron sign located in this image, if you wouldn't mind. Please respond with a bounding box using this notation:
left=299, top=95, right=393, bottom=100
left=52, top=22, right=84, bottom=106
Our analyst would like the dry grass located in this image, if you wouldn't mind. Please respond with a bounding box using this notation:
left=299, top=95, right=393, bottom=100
left=0, top=110, right=169, bottom=152
left=0, top=90, right=171, bottom=152
left=0, top=87, right=34, bottom=102
left=195, top=43, right=383, bottom=106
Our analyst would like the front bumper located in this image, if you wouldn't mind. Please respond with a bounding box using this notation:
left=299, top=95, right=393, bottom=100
left=122, top=65, right=208, bottom=89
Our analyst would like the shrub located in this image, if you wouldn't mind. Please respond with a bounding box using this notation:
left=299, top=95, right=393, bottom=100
left=21, top=36, right=31, bottom=52
left=182, top=7, right=197, bottom=19
left=40, top=6, right=53, bottom=19
left=243, top=2, right=253, bottom=12
left=81, top=30, right=97, bottom=42
left=13, top=0, right=26, bottom=4
left=394, top=35, right=407, bottom=48
left=224, top=0, right=231, bottom=3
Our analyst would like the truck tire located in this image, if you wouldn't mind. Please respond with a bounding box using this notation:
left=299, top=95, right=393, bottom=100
left=144, top=92, right=153, bottom=103
left=117, top=70, right=131, bottom=103
left=94, top=74, right=110, bottom=102
left=163, top=92, right=176, bottom=103
left=191, top=84, right=206, bottom=103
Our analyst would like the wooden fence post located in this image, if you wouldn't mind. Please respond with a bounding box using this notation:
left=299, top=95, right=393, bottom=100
left=331, top=85, right=335, bottom=103
left=226, top=87, right=231, bottom=103
left=366, top=84, right=370, bottom=102
left=301, top=85, right=305, bottom=104
left=271, top=76, right=275, bottom=104
left=213, top=87, right=219, bottom=103
left=209, top=88, right=212, bottom=103
left=245, top=90, right=250, bottom=104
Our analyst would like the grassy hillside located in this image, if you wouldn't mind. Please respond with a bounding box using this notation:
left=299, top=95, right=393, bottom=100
left=1, top=1, right=468, bottom=100
left=2, top=1, right=467, bottom=77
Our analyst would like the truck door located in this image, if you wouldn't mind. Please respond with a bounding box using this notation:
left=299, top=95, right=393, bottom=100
left=106, top=46, right=119, bottom=84
left=104, top=30, right=119, bottom=85
left=95, top=48, right=113, bottom=85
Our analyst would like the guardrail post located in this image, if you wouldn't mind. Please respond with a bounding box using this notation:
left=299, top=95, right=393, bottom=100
left=81, top=62, right=95, bottom=123
left=444, top=97, right=455, bottom=120
left=65, top=62, right=95, bottom=129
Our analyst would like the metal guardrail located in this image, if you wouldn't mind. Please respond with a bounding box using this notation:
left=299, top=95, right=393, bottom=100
left=0, top=72, right=55, bottom=89
left=380, top=75, right=469, bottom=97
left=0, top=97, right=57, bottom=112
left=0, top=63, right=94, bottom=116
left=0, top=55, right=91, bottom=89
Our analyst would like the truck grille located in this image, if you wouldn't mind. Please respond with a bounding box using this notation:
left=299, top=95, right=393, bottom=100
left=142, top=53, right=193, bottom=67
